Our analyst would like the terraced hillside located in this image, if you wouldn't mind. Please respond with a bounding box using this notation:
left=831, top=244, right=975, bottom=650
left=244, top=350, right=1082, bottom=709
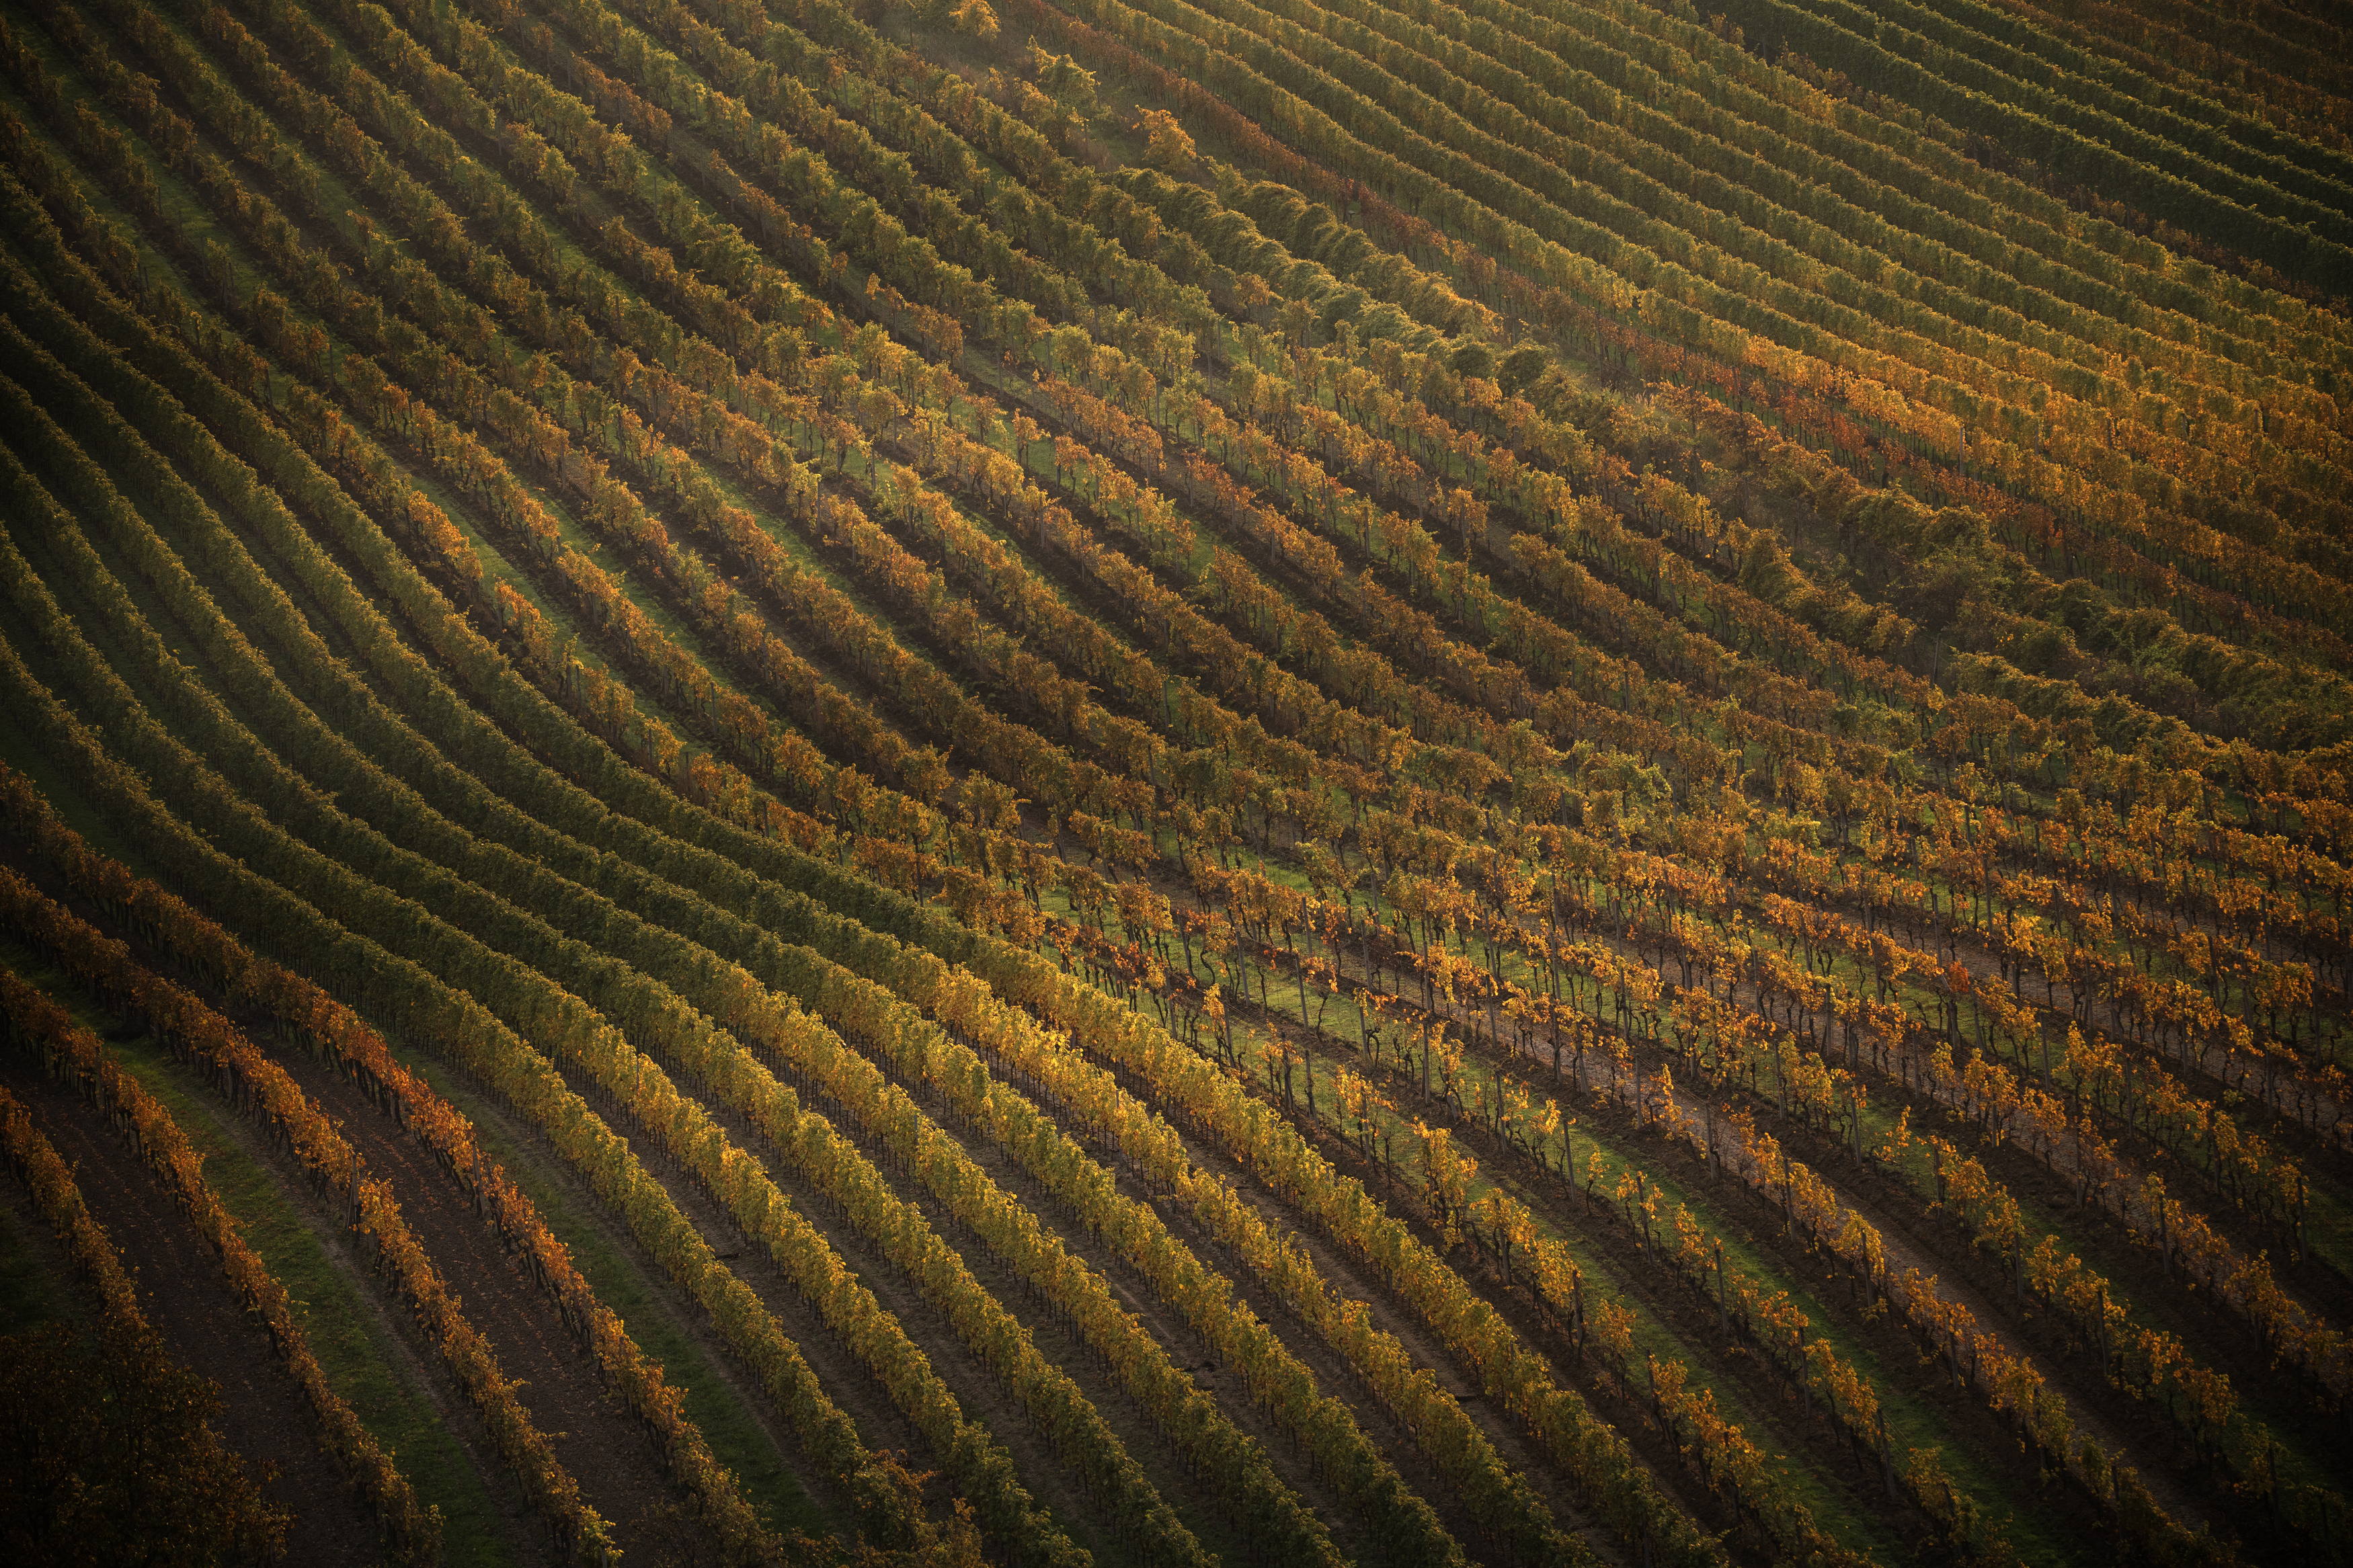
left=0, top=0, right=2346, bottom=1562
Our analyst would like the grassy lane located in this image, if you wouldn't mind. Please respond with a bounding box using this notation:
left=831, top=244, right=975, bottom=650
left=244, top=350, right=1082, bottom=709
left=0, top=934, right=518, bottom=1565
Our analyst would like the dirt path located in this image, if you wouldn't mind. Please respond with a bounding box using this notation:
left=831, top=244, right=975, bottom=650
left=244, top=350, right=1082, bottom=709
left=1082, top=1042, right=1649, bottom=1568
left=609, top=1053, right=1121, bottom=1565
left=0, top=1056, right=464, bottom=1568
left=391, top=1042, right=874, bottom=1540
left=1832, top=1147, right=2221, bottom=1538
left=1257, top=914, right=2251, bottom=1551
left=263, top=1038, right=711, bottom=1561
left=529, top=1049, right=1096, bottom=1546
left=895, top=1057, right=1403, bottom=1564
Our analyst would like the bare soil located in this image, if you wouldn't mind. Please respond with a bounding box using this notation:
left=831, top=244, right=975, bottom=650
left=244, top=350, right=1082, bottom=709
left=372, top=1036, right=870, bottom=1545
left=1053, top=1031, right=1649, bottom=1568
left=262, top=1036, right=713, bottom=1561
left=565, top=1050, right=1121, bottom=1562
left=890, top=1046, right=1402, bottom=1565
left=0, top=1054, right=417, bottom=1568
left=531, top=1055, right=981, bottom=1534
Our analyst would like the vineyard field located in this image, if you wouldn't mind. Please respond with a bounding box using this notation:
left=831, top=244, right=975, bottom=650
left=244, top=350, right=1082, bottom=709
left=0, top=0, right=2346, bottom=1563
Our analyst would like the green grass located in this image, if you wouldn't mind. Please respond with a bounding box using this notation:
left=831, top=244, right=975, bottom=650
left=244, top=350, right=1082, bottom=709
left=0, top=79, right=825, bottom=1529
left=1203, top=999, right=1919, bottom=1564
left=102, top=1028, right=524, bottom=1567
left=377, top=1031, right=831, bottom=1540
left=1511, top=1102, right=2070, bottom=1565
left=0, top=936, right=522, bottom=1567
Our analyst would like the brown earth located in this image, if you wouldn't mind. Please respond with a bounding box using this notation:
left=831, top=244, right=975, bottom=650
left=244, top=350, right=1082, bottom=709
left=260, top=1034, right=715, bottom=1562
left=353, top=1032, right=871, bottom=1547
left=569, top=1050, right=1122, bottom=1563
left=0, top=1053, right=414, bottom=1568
left=531, top=1055, right=977, bottom=1534
left=887, top=1047, right=1410, bottom=1566
left=1449, top=1039, right=2137, bottom=1567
